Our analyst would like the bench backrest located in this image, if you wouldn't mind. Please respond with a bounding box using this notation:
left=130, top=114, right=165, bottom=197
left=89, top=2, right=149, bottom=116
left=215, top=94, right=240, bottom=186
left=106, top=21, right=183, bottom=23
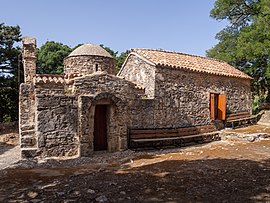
left=129, top=125, right=216, bottom=140
left=226, top=111, right=250, bottom=121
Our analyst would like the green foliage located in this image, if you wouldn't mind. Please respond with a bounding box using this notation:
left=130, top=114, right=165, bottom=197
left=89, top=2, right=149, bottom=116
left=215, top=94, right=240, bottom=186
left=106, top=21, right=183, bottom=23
left=116, top=50, right=130, bottom=74
left=0, top=77, right=18, bottom=122
left=210, top=0, right=261, bottom=27
left=36, top=41, right=72, bottom=74
left=100, top=44, right=118, bottom=59
left=0, top=23, right=21, bottom=76
left=0, top=22, right=131, bottom=122
left=207, top=0, right=270, bottom=100
left=37, top=42, right=130, bottom=75
left=252, top=96, right=260, bottom=114
left=0, top=23, right=21, bottom=122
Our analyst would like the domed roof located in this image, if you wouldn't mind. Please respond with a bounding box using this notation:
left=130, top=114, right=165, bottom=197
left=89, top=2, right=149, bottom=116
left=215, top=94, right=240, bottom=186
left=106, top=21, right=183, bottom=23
left=68, top=44, right=113, bottom=58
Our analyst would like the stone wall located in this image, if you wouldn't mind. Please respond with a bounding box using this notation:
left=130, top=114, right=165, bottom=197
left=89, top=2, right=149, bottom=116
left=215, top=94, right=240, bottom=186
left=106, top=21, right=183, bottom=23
left=120, top=56, right=251, bottom=129
left=35, top=84, right=66, bottom=95
left=20, top=37, right=38, bottom=158
left=260, top=103, right=270, bottom=110
left=72, top=72, right=171, bottom=152
left=129, top=98, right=155, bottom=129
left=73, top=73, right=145, bottom=155
left=153, top=66, right=252, bottom=128
left=79, top=93, right=128, bottom=156
left=20, top=84, right=37, bottom=158
left=20, top=71, right=148, bottom=158
left=64, top=55, right=115, bottom=76
left=118, top=54, right=156, bottom=98
left=223, top=76, right=251, bottom=113
left=73, top=72, right=145, bottom=99
left=22, top=37, right=36, bottom=84
left=20, top=81, right=80, bottom=159
left=35, top=94, right=79, bottom=158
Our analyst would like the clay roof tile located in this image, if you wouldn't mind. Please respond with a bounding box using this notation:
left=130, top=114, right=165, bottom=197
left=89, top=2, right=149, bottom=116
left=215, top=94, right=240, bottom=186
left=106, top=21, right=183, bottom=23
left=132, top=48, right=252, bottom=79
left=34, top=74, right=66, bottom=84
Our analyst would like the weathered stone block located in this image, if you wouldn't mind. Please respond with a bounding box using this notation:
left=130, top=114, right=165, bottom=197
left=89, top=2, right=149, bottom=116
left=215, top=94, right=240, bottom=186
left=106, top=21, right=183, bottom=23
left=80, top=143, right=93, bottom=157
left=21, top=149, right=37, bottom=159
left=21, top=136, right=37, bottom=148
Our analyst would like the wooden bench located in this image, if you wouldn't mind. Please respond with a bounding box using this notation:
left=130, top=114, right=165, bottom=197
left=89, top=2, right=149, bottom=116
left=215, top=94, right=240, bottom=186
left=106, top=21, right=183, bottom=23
left=128, top=125, right=220, bottom=149
left=225, top=111, right=257, bottom=128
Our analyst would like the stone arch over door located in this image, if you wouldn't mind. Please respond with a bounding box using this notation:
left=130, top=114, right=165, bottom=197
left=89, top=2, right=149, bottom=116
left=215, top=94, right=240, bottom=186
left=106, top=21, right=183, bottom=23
left=78, top=93, right=128, bottom=157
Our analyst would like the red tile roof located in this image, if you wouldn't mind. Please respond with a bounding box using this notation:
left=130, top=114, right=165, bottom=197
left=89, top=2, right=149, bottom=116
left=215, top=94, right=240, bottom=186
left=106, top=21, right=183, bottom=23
left=132, top=49, right=252, bottom=79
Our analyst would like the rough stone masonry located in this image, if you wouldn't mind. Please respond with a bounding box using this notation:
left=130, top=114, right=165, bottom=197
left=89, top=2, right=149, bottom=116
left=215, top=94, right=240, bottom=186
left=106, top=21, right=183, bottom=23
left=19, top=37, right=252, bottom=159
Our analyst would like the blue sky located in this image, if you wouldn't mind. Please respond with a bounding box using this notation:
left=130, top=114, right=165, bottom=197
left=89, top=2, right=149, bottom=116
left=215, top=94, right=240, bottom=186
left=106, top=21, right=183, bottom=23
left=1, top=0, right=227, bottom=56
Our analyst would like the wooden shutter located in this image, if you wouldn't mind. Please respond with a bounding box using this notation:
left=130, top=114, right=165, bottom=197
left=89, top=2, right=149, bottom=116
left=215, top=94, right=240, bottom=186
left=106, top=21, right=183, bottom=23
left=218, top=94, right=226, bottom=120
left=210, top=94, right=215, bottom=120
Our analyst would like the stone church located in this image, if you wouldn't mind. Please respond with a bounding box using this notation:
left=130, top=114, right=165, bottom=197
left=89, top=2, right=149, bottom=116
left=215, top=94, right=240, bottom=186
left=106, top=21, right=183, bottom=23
left=20, top=37, right=252, bottom=159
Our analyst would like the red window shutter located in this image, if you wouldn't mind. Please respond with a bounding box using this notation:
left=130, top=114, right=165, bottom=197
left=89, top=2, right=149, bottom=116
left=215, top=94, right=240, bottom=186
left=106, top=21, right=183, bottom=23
left=218, top=94, right=226, bottom=120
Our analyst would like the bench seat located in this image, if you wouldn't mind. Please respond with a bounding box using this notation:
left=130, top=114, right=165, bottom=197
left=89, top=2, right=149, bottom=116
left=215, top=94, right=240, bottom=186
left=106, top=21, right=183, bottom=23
left=225, top=111, right=257, bottom=128
left=132, top=132, right=219, bottom=142
left=128, top=125, right=220, bottom=149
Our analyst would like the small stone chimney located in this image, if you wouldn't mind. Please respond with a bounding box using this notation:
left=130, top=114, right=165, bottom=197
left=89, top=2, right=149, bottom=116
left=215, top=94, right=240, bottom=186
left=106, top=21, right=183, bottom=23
left=22, top=37, right=36, bottom=84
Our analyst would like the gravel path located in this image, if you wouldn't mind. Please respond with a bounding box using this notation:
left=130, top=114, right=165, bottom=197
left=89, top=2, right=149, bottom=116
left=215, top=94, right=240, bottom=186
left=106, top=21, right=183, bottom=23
left=1, top=140, right=270, bottom=203
left=0, top=132, right=20, bottom=170
left=0, top=145, right=20, bottom=170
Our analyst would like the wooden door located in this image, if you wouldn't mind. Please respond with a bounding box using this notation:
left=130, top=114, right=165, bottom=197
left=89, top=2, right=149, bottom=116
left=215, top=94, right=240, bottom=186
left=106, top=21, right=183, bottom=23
left=218, top=94, right=226, bottom=120
left=210, top=94, right=215, bottom=120
left=210, top=94, right=218, bottom=120
left=210, top=93, right=226, bottom=121
left=94, top=105, right=107, bottom=151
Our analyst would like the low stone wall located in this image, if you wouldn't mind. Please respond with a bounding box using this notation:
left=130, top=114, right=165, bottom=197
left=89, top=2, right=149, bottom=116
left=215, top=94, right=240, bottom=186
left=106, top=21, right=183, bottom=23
left=220, top=131, right=270, bottom=142
left=260, top=103, right=270, bottom=110
left=258, top=110, right=270, bottom=126
left=35, top=94, right=79, bottom=158
left=20, top=83, right=36, bottom=151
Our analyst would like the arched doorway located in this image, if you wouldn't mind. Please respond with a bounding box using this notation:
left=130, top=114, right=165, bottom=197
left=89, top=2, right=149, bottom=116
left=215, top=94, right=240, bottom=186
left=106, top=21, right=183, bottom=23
left=79, top=92, right=128, bottom=156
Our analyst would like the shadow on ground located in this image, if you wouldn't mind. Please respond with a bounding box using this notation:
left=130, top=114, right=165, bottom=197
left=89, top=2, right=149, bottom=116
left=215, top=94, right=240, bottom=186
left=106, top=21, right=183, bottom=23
left=0, top=142, right=16, bottom=155
left=0, top=157, right=269, bottom=202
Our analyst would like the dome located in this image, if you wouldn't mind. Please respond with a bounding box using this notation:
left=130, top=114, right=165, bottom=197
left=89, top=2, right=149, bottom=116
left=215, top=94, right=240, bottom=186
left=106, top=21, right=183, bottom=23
left=64, top=43, right=116, bottom=76
left=68, top=44, right=113, bottom=58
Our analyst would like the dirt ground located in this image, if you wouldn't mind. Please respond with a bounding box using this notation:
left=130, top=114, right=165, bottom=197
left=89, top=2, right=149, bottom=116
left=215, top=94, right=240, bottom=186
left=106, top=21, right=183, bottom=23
left=0, top=126, right=270, bottom=203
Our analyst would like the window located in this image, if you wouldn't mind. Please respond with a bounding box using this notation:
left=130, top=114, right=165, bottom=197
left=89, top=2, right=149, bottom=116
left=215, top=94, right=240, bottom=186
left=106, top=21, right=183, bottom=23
left=95, top=64, right=98, bottom=71
left=210, top=93, right=226, bottom=120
